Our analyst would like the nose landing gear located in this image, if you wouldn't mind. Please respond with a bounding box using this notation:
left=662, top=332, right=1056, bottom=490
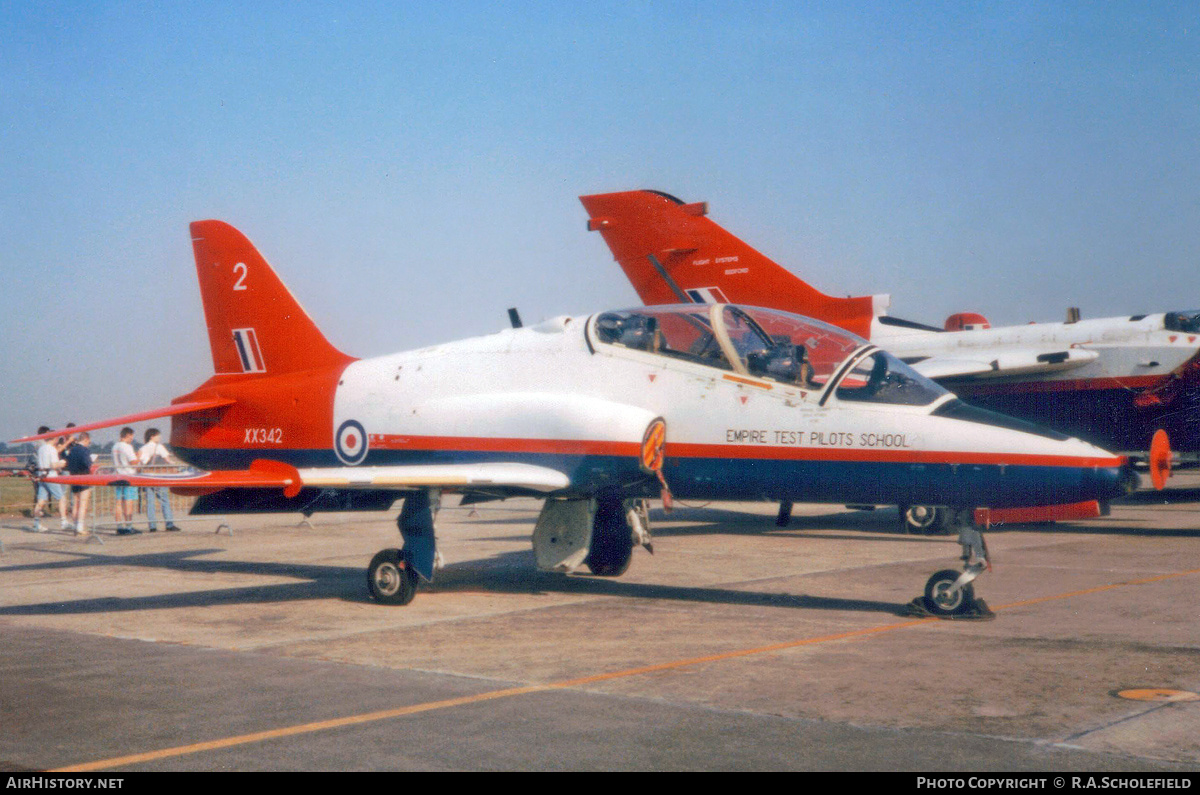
left=907, top=508, right=995, bottom=620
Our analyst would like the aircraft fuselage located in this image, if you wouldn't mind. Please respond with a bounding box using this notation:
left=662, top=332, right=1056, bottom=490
left=170, top=305, right=1130, bottom=511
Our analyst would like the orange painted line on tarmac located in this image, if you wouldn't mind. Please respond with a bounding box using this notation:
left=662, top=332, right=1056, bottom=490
left=990, top=566, right=1200, bottom=612
left=51, top=685, right=552, bottom=773
left=53, top=566, right=1200, bottom=772
left=52, top=619, right=935, bottom=772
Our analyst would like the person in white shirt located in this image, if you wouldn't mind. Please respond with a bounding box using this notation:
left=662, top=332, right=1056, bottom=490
left=138, top=427, right=180, bottom=532
left=31, top=428, right=70, bottom=532
left=111, top=427, right=142, bottom=536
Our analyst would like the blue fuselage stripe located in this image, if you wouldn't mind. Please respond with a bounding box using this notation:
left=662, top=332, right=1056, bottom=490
left=174, top=447, right=1127, bottom=508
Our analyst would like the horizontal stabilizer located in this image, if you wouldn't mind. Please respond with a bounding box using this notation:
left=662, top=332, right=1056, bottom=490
left=45, top=460, right=295, bottom=491
left=11, top=398, right=236, bottom=443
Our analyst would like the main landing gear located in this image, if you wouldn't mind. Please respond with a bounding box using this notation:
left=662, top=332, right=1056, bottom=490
left=911, top=508, right=994, bottom=619
left=367, top=490, right=440, bottom=606
left=898, top=504, right=953, bottom=535
left=584, top=495, right=650, bottom=576
left=368, top=491, right=652, bottom=605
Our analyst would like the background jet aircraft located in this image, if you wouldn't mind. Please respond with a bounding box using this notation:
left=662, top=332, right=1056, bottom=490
left=19, top=220, right=1140, bottom=614
left=580, top=190, right=1200, bottom=465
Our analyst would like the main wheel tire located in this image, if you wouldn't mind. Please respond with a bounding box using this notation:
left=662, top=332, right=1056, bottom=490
left=585, top=497, right=634, bottom=576
left=923, top=568, right=975, bottom=616
left=901, top=505, right=950, bottom=535
left=367, top=548, right=419, bottom=605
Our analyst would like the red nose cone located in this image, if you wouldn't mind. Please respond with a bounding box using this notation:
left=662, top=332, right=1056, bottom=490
left=1150, top=429, right=1172, bottom=491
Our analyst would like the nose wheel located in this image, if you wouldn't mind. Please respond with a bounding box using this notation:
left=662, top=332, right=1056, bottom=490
left=923, top=567, right=978, bottom=616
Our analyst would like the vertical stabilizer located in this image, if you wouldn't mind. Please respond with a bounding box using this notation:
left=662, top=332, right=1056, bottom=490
left=190, top=221, right=355, bottom=376
left=580, top=190, right=885, bottom=339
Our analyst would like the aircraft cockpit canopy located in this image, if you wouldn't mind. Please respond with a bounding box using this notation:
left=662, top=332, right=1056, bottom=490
left=592, top=304, right=949, bottom=406
left=1164, top=310, right=1200, bottom=334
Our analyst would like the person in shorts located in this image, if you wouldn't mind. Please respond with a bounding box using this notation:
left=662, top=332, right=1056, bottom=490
left=31, top=427, right=69, bottom=532
left=111, top=427, right=142, bottom=535
left=64, top=432, right=96, bottom=537
left=58, top=423, right=79, bottom=517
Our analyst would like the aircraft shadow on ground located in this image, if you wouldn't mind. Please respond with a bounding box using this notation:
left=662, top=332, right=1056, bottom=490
left=1119, top=487, right=1200, bottom=505
left=468, top=505, right=922, bottom=538
left=428, top=552, right=907, bottom=615
left=0, top=545, right=906, bottom=617
left=0, top=548, right=364, bottom=615
left=1015, top=522, right=1200, bottom=538
left=472, top=500, right=1200, bottom=540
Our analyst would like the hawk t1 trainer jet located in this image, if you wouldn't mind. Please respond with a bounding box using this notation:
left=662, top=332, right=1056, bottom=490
left=581, top=189, right=1185, bottom=530
left=19, top=220, right=1146, bottom=615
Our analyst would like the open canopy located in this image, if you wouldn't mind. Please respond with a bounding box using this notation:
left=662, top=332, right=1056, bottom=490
left=592, top=304, right=949, bottom=407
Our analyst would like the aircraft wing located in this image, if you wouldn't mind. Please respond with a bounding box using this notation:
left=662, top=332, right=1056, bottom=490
left=910, top=348, right=1100, bottom=381
left=10, top=398, right=237, bottom=443
left=46, top=460, right=571, bottom=496
left=290, top=463, right=570, bottom=492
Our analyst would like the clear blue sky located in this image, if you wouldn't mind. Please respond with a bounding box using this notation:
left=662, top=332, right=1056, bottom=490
left=3, top=1, right=1197, bottom=442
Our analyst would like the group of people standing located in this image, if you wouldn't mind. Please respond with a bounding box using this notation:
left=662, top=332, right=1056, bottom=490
left=31, top=426, right=181, bottom=537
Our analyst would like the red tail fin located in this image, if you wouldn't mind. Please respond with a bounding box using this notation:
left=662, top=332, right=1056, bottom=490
left=190, top=221, right=354, bottom=376
left=580, top=190, right=886, bottom=339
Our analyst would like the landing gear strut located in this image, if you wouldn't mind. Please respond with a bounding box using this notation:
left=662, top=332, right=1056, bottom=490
left=913, top=508, right=993, bottom=619
left=367, top=490, right=440, bottom=605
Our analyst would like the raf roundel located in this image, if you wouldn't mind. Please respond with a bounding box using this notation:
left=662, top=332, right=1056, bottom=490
left=335, top=419, right=369, bottom=465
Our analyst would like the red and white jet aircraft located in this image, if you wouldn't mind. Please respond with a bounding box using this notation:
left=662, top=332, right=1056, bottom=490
left=581, top=189, right=1185, bottom=529
left=18, top=220, right=1146, bottom=614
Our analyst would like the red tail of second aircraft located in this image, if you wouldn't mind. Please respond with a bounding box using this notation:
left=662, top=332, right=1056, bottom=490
left=579, top=190, right=886, bottom=339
